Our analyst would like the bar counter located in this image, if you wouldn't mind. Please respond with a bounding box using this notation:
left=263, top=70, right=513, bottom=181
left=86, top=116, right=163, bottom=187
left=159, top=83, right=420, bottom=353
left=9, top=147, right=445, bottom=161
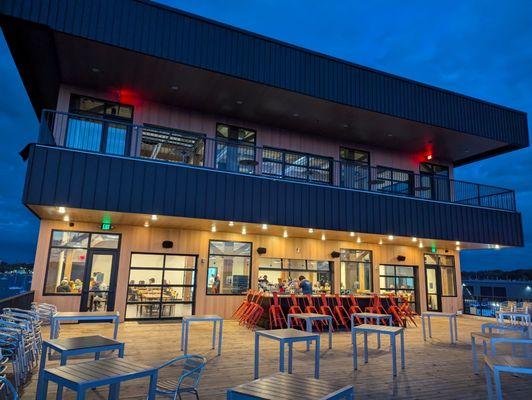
left=256, top=294, right=394, bottom=329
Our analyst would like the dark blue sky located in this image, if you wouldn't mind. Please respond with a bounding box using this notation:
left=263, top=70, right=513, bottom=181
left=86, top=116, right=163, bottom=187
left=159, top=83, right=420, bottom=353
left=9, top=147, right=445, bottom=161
left=0, top=0, right=530, bottom=270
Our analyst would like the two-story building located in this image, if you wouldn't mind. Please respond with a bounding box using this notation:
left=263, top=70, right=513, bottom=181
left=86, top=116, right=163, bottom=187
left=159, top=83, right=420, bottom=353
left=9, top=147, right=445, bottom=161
left=1, top=0, right=528, bottom=320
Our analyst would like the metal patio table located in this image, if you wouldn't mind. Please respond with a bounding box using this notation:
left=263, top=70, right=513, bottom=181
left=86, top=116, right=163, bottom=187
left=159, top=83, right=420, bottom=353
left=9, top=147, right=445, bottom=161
left=495, top=311, right=531, bottom=325
left=352, top=324, right=405, bottom=377
left=421, top=312, right=458, bottom=344
left=50, top=311, right=120, bottom=339
left=254, top=328, right=320, bottom=379
left=350, top=312, right=393, bottom=348
left=37, top=335, right=125, bottom=397
left=36, top=357, right=158, bottom=400
left=181, top=314, right=223, bottom=356
left=287, top=313, right=333, bottom=350
left=227, top=372, right=354, bottom=399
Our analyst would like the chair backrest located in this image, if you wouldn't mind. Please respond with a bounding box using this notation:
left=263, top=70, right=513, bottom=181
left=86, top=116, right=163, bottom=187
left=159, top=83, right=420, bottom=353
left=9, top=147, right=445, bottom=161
left=272, top=292, right=280, bottom=307
left=500, top=301, right=516, bottom=312
left=0, top=376, right=18, bottom=399
left=289, top=294, right=299, bottom=308
left=176, top=355, right=208, bottom=390
left=348, top=294, right=359, bottom=308
left=334, top=294, right=343, bottom=307
left=489, top=337, right=532, bottom=357
left=305, top=294, right=314, bottom=308
left=320, top=293, right=329, bottom=307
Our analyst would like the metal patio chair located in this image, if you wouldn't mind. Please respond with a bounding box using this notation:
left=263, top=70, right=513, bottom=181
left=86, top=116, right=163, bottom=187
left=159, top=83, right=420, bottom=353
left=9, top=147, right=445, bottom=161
left=0, top=375, right=18, bottom=399
left=155, top=355, right=208, bottom=400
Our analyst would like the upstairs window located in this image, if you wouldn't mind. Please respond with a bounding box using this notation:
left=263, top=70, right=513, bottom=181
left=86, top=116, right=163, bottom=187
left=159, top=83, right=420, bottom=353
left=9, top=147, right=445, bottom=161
left=215, top=123, right=257, bottom=174
left=340, top=147, right=370, bottom=190
left=375, top=166, right=414, bottom=196
left=262, top=148, right=332, bottom=184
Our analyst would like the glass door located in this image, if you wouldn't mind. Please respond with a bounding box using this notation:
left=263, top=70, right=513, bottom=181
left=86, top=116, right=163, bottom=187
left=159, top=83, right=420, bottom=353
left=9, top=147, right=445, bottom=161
left=80, top=250, right=119, bottom=312
left=425, top=265, right=441, bottom=311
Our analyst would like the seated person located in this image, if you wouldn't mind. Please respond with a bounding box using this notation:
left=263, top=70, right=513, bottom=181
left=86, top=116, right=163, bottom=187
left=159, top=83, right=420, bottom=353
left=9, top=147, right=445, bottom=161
left=56, top=279, right=71, bottom=293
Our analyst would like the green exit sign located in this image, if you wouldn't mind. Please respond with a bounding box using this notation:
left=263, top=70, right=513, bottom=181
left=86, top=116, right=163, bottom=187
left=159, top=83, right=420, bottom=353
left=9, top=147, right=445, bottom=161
left=100, top=222, right=113, bottom=231
left=431, top=247, right=437, bottom=253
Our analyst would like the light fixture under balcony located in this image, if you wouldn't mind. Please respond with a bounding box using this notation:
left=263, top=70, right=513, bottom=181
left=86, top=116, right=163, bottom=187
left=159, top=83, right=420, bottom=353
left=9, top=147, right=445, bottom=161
left=228, top=221, right=234, bottom=227
left=63, top=215, right=70, bottom=222
left=494, top=244, right=500, bottom=250
left=283, top=230, right=288, bottom=238
left=388, top=235, right=394, bottom=241
left=308, top=228, right=314, bottom=234
left=455, top=241, right=461, bottom=246
left=262, top=224, right=268, bottom=230
left=211, top=225, right=217, bottom=233
left=151, top=214, right=158, bottom=221
left=378, top=239, right=383, bottom=245
left=455, top=246, right=461, bottom=251
left=356, top=237, right=362, bottom=244
left=57, top=207, right=66, bottom=214
left=412, top=237, right=417, bottom=242
left=350, top=232, right=355, bottom=237
left=321, top=234, right=326, bottom=241
left=419, top=242, right=424, bottom=248
left=241, top=227, right=247, bottom=235
left=144, top=221, right=150, bottom=228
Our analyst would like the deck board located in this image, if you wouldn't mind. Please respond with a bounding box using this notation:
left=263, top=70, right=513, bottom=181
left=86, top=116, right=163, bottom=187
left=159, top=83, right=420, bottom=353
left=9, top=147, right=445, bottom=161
left=19, top=316, right=531, bottom=399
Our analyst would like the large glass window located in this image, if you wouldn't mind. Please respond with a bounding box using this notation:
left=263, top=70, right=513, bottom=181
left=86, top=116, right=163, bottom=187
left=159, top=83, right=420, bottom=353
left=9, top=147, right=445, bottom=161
left=44, top=231, right=120, bottom=295
left=140, top=125, right=205, bottom=166
left=340, top=249, right=372, bottom=294
left=215, top=123, right=257, bottom=174
left=340, top=147, right=370, bottom=190
left=374, top=166, right=414, bottom=195
left=379, top=265, right=417, bottom=310
left=257, top=258, right=333, bottom=293
left=126, top=253, right=197, bottom=319
left=207, top=241, right=251, bottom=295
left=419, top=162, right=450, bottom=201
left=262, top=148, right=332, bottom=184
left=66, top=94, right=133, bottom=155
left=424, top=254, right=457, bottom=297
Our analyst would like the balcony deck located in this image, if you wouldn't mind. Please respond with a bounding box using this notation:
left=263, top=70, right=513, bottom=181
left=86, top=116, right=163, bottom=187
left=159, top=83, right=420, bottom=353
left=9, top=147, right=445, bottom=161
left=21, top=316, right=531, bottom=399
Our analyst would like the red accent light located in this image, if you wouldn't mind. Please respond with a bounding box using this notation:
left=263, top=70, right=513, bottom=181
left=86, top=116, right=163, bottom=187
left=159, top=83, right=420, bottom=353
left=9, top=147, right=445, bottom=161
left=426, top=154, right=433, bottom=161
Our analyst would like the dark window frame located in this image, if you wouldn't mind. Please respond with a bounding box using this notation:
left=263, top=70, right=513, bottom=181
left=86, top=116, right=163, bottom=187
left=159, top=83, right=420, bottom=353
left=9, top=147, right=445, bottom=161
left=375, top=165, right=415, bottom=196
left=43, top=230, right=122, bottom=296
left=423, top=253, right=457, bottom=299
left=378, top=264, right=419, bottom=313
left=125, top=251, right=198, bottom=320
left=339, top=248, right=374, bottom=293
left=339, top=147, right=370, bottom=165
left=215, top=122, right=256, bottom=144
left=206, top=239, right=253, bottom=296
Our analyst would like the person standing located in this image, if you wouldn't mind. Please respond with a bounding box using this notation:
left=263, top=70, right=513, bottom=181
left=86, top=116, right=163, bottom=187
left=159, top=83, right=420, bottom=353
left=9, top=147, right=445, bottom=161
left=298, top=275, right=312, bottom=295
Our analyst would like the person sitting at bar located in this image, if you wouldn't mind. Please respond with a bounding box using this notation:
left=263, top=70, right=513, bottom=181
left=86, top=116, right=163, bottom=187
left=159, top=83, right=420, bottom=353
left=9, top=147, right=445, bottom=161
left=277, top=278, right=286, bottom=293
left=298, top=275, right=312, bottom=295
left=56, top=279, right=71, bottom=293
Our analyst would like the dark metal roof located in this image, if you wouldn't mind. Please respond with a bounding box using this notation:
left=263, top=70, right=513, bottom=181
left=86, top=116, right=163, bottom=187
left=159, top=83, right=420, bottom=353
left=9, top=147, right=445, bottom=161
left=0, top=0, right=529, bottom=151
left=23, top=145, right=524, bottom=247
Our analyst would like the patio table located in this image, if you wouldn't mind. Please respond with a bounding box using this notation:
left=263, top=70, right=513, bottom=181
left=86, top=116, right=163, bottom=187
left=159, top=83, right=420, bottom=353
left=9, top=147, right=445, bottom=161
left=36, top=357, right=158, bottom=400
left=287, top=313, right=332, bottom=350
left=50, top=311, right=120, bottom=339
left=495, top=311, right=531, bottom=325
left=37, top=335, right=125, bottom=397
left=350, top=312, right=393, bottom=348
left=181, top=315, right=223, bottom=356
left=421, top=312, right=458, bottom=344
left=227, top=372, right=354, bottom=399
left=352, top=324, right=405, bottom=377
left=471, top=331, right=524, bottom=373
left=254, top=328, right=320, bottom=379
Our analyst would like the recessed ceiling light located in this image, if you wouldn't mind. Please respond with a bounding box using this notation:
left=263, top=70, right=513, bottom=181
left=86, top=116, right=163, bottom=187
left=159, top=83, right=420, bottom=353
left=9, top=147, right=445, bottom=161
left=388, top=235, right=394, bottom=241
left=144, top=221, right=150, bottom=228
left=321, top=234, right=326, bottom=241
left=262, top=224, right=268, bottom=230
left=350, top=232, right=355, bottom=237
left=211, top=225, right=217, bottom=233
left=419, top=242, right=424, bottom=248
left=342, top=124, right=349, bottom=128
left=57, top=207, right=66, bottom=214
left=455, top=246, right=461, bottom=251
left=283, top=230, right=288, bottom=238
left=378, top=239, right=383, bottom=245
left=455, top=241, right=460, bottom=246
left=241, top=227, right=247, bottom=235
left=356, top=237, right=362, bottom=243
left=387, top=133, right=394, bottom=137
left=236, top=100, right=243, bottom=105
left=228, top=221, right=234, bottom=227
left=63, top=215, right=70, bottom=222
left=292, top=113, right=299, bottom=117
left=412, top=237, right=417, bottom=242
left=151, top=214, right=158, bottom=221
left=91, top=67, right=100, bottom=73
left=170, top=85, right=179, bottom=91
left=308, top=228, right=314, bottom=234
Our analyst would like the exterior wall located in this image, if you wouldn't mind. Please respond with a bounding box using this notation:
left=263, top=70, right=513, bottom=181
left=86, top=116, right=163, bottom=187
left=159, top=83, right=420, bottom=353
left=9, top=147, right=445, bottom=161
left=55, top=84, right=454, bottom=175
left=32, top=219, right=463, bottom=321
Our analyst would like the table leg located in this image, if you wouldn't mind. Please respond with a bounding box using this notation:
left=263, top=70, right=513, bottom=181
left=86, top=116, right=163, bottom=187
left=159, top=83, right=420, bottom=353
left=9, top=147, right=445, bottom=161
left=147, top=371, right=158, bottom=400
left=95, top=352, right=101, bottom=360
left=363, top=331, right=368, bottom=364
left=184, top=321, right=189, bottom=355
left=484, top=363, right=494, bottom=400
left=212, top=320, right=217, bottom=350
left=391, top=335, right=397, bottom=377
left=36, top=374, right=49, bottom=400
left=400, top=331, right=405, bottom=370
left=493, top=368, right=503, bottom=400
left=454, top=316, right=458, bottom=342
left=288, top=342, right=293, bottom=374
left=389, top=316, right=393, bottom=326
left=314, top=338, right=320, bottom=379
left=56, top=353, right=68, bottom=400
left=471, top=336, right=478, bottom=374
left=218, top=319, right=223, bottom=356
left=113, top=317, right=119, bottom=339
left=377, top=332, right=381, bottom=349
left=306, top=319, right=312, bottom=351
left=287, top=315, right=292, bottom=328
left=180, top=320, right=185, bottom=351
left=37, top=343, right=48, bottom=397
left=449, top=317, right=454, bottom=344
left=422, top=316, right=426, bottom=341
left=279, top=342, right=285, bottom=373
left=76, top=390, right=86, bottom=400
left=118, top=343, right=125, bottom=358
left=352, top=331, right=358, bottom=370
left=350, top=315, right=354, bottom=345
left=254, top=334, right=260, bottom=379
left=109, top=383, right=120, bottom=399
left=328, top=317, right=333, bottom=349
left=428, top=316, right=432, bottom=338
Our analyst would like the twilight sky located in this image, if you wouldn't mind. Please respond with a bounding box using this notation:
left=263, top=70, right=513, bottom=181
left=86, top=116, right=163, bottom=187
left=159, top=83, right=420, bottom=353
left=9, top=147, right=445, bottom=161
left=0, top=0, right=530, bottom=270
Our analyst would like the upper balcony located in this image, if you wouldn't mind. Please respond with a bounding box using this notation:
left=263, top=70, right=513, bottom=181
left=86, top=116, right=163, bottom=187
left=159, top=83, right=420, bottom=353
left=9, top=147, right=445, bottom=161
left=37, top=110, right=517, bottom=212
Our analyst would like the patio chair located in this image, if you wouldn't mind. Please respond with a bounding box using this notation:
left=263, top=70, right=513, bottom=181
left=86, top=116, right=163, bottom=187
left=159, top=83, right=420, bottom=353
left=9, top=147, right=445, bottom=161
left=232, top=290, right=253, bottom=319
left=304, top=295, right=323, bottom=332
left=268, top=292, right=287, bottom=329
left=287, top=294, right=304, bottom=330
left=332, top=294, right=350, bottom=329
left=0, top=375, right=18, bottom=399
left=156, top=355, right=207, bottom=400
left=483, top=337, right=532, bottom=400
left=347, top=294, right=363, bottom=325
left=365, top=294, right=387, bottom=315
left=317, top=294, right=338, bottom=329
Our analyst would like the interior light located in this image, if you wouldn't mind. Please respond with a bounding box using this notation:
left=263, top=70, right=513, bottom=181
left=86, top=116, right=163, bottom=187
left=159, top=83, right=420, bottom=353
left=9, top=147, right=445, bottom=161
left=412, top=237, right=417, bottom=242
left=151, top=214, right=158, bottom=221
left=63, top=215, right=70, bottom=222
left=356, top=237, right=362, bottom=244
left=494, top=244, right=500, bottom=250
left=321, top=234, right=326, bottom=241
left=455, top=246, right=461, bottom=251
left=57, top=207, right=66, bottom=214
left=378, top=239, right=383, bottom=245
left=283, top=230, right=288, bottom=238
left=228, top=221, right=234, bottom=227
left=350, top=232, right=355, bottom=237
left=388, top=235, right=394, bottom=241
left=144, top=221, right=150, bottom=228
left=211, top=225, right=217, bottom=233
left=262, top=224, right=268, bottom=230
left=419, top=242, right=424, bottom=248
left=308, top=228, right=314, bottom=234
left=241, top=227, right=247, bottom=235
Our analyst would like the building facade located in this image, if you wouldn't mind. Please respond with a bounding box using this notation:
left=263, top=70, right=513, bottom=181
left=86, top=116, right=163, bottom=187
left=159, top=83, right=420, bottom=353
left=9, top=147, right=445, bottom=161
left=1, top=0, right=528, bottom=320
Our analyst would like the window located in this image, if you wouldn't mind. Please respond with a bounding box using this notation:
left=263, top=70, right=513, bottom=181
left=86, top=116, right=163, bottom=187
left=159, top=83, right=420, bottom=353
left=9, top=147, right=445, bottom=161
left=140, top=125, right=205, bottom=166
left=340, top=147, right=370, bottom=190
left=480, top=286, right=493, bottom=297
left=340, top=249, right=372, bottom=294
left=262, top=148, right=332, bottom=184
left=126, top=253, right=197, bottom=319
left=215, top=123, right=257, bottom=174
left=375, top=166, right=414, bottom=195
left=441, top=266, right=457, bottom=296
left=423, top=254, right=457, bottom=297
left=379, top=265, right=417, bottom=310
left=340, top=147, right=369, bottom=164
left=44, top=231, right=120, bottom=295
left=257, top=258, right=333, bottom=293
left=207, top=241, right=252, bottom=295
left=493, top=287, right=507, bottom=298
left=419, top=163, right=450, bottom=201
left=66, top=95, right=133, bottom=155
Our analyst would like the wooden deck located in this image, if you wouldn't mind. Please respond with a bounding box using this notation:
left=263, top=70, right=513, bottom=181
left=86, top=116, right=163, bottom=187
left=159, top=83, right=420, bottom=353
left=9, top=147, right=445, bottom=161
left=21, top=316, right=531, bottom=399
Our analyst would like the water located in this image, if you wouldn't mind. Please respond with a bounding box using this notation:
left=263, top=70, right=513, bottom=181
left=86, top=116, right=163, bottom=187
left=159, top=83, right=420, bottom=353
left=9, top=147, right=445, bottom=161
left=0, top=272, right=33, bottom=299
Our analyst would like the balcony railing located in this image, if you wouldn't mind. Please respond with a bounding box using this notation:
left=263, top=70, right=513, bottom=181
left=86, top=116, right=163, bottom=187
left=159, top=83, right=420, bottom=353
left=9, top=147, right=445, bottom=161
left=39, top=110, right=518, bottom=211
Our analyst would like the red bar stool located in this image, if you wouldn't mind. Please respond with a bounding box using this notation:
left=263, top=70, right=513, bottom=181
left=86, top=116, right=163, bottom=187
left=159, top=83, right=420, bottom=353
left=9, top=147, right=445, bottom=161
left=333, top=294, right=350, bottom=329
left=233, top=289, right=253, bottom=319
left=287, top=294, right=304, bottom=329
left=268, top=292, right=287, bottom=329
left=238, top=290, right=259, bottom=325
left=318, top=293, right=338, bottom=329
left=304, top=294, right=323, bottom=332
left=245, top=292, right=265, bottom=330
left=386, top=293, right=405, bottom=327
left=365, top=294, right=387, bottom=314
left=348, top=294, right=363, bottom=325
left=399, top=294, right=418, bottom=326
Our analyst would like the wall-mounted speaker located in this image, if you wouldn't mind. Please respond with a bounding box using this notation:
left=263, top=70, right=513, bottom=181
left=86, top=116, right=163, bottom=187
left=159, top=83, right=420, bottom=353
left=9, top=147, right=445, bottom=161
left=162, top=240, right=173, bottom=249
left=330, top=251, right=341, bottom=258
left=397, top=255, right=406, bottom=262
left=257, top=247, right=267, bottom=255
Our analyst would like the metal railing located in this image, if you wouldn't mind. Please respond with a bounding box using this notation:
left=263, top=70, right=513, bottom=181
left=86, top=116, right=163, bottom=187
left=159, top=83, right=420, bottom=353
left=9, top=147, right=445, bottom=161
left=39, top=109, right=517, bottom=211
left=0, top=291, right=34, bottom=312
left=462, top=295, right=529, bottom=318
